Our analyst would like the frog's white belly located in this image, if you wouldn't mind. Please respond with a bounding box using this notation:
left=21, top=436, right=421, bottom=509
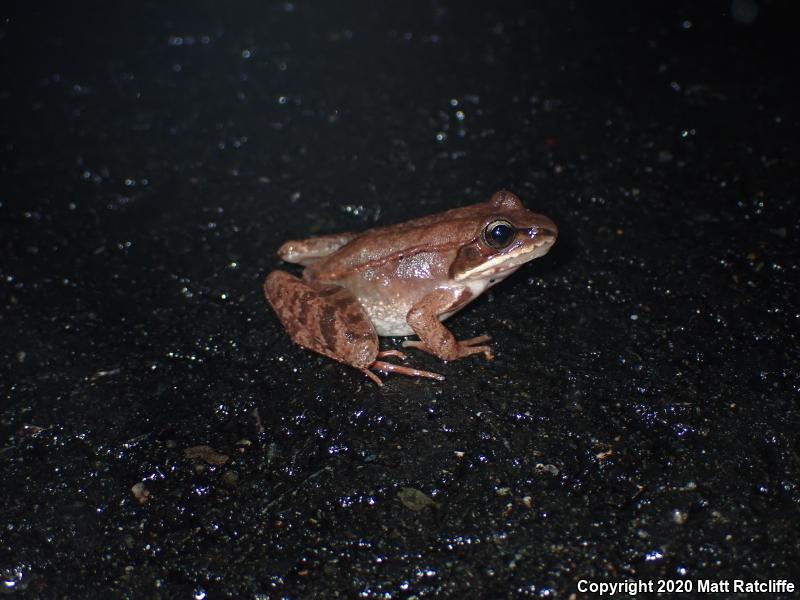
left=371, top=314, right=415, bottom=337
left=366, top=274, right=509, bottom=337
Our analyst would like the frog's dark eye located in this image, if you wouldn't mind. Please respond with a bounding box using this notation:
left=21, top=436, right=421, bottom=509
left=482, top=220, right=516, bottom=249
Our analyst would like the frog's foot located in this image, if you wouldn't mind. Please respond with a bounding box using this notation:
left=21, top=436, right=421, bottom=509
left=363, top=360, right=445, bottom=385
left=403, top=335, right=494, bottom=361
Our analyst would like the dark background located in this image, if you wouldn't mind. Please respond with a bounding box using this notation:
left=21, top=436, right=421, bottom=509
left=1, top=0, right=798, bottom=597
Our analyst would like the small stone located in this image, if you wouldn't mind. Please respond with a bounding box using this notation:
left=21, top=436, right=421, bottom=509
left=672, top=509, right=689, bottom=525
left=183, top=445, right=229, bottom=465
left=397, top=487, right=440, bottom=511
left=595, top=447, right=613, bottom=460
left=535, top=463, right=560, bottom=476
left=131, top=482, right=150, bottom=504
left=222, top=471, right=239, bottom=487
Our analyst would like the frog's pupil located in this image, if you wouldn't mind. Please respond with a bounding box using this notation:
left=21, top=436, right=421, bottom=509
left=491, top=224, right=514, bottom=247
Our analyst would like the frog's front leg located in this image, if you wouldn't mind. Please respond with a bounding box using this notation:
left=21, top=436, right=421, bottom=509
left=264, top=271, right=444, bottom=384
left=402, top=288, right=494, bottom=361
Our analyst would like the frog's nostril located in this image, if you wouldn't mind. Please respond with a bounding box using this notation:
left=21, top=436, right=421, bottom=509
left=527, top=223, right=557, bottom=237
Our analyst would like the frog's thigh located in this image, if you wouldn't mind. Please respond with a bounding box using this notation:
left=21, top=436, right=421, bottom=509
left=264, top=271, right=378, bottom=369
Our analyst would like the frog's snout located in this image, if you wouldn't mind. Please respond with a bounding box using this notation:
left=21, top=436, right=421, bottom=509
left=526, top=215, right=558, bottom=244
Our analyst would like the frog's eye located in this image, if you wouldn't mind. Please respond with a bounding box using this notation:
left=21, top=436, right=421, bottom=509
left=482, top=220, right=516, bottom=249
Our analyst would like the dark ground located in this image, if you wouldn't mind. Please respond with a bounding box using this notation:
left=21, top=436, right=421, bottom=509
left=1, top=1, right=799, bottom=598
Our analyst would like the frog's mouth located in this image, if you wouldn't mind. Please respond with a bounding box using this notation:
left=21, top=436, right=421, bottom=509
left=454, top=234, right=555, bottom=282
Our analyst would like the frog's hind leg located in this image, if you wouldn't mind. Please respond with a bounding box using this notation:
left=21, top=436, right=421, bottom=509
left=370, top=357, right=445, bottom=383
left=361, top=351, right=445, bottom=385
left=264, top=271, right=445, bottom=385
left=264, top=270, right=379, bottom=372
left=277, top=233, right=357, bottom=267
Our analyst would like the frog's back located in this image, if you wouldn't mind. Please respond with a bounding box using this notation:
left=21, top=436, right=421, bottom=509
left=306, top=202, right=491, bottom=281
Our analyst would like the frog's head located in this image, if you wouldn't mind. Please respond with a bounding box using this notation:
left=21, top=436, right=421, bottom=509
left=449, top=190, right=557, bottom=283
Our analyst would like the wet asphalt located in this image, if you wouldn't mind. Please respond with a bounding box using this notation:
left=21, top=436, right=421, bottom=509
left=1, top=1, right=799, bottom=597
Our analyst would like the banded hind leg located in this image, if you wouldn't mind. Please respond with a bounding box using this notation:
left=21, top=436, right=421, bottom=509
left=264, top=271, right=444, bottom=384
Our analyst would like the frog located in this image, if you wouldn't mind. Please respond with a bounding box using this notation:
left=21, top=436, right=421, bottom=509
left=263, top=190, right=557, bottom=385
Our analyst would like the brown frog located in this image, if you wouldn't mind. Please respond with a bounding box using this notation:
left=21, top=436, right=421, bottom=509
left=264, top=190, right=557, bottom=384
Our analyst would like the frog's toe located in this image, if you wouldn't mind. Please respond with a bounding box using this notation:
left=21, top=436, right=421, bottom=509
left=401, top=339, right=427, bottom=351
left=460, top=344, right=494, bottom=361
left=460, top=334, right=492, bottom=346
left=370, top=360, right=445, bottom=382
left=377, top=349, right=408, bottom=361
left=403, top=335, right=493, bottom=361
left=459, top=335, right=494, bottom=360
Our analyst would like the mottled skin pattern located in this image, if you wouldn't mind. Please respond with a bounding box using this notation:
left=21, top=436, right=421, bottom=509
left=264, top=271, right=376, bottom=370
left=264, top=190, right=557, bottom=385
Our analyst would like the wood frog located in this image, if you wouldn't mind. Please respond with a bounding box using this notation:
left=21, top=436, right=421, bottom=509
left=264, top=190, right=557, bottom=385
